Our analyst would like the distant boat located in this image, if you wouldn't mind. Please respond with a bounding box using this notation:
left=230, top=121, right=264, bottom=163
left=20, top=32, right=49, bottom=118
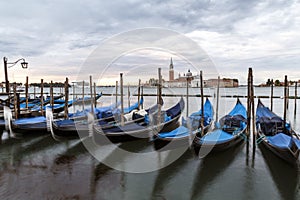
left=93, top=97, right=184, bottom=144
left=256, top=99, right=300, bottom=165
left=193, top=99, right=247, bottom=155
left=152, top=98, right=214, bottom=150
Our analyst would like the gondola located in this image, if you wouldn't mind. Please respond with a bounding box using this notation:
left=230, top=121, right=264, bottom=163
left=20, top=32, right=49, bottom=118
left=93, top=97, right=184, bottom=144
left=72, top=93, right=103, bottom=105
left=10, top=116, right=48, bottom=134
left=152, top=98, right=213, bottom=150
left=256, top=99, right=300, bottom=165
left=19, top=95, right=64, bottom=109
left=193, top=99, right=247, bottom=155
left=50, top=99, right=144, bottom=138
left=30, top=99, right=75, bottom=113
left=9, top=98, right=130, bottom=135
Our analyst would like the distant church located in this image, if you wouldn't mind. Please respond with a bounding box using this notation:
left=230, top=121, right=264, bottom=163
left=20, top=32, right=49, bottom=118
left=164, top=58, right=239, bottom=88
left=164, top=58, right=194, bottom=87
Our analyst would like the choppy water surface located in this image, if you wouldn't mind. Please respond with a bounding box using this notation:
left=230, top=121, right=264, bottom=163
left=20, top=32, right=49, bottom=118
left=0, top=86, right=299, bottom=199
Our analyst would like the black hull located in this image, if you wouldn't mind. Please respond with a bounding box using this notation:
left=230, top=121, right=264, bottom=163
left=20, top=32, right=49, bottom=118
left=153, top=123, right=211, bottom=151
left=51, top=123, right=82, bottom=139
left=11, top=123, right=48, bottom=135
left=93, top=114, right=181, bottom=145
left=51, top=116, right=131, bottom=138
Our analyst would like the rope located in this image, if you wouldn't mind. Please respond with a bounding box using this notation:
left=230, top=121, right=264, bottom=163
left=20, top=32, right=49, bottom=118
left=239, top=133, right=248, bottom=142
left=256, top=135, right=266, bottom=145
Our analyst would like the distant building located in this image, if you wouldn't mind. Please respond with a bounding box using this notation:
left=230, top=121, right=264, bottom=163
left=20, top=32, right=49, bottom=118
left=169, top=58, right=174, bottom=81
left=147, top=58, right=239, bottom=88
left=202, top=78, right=239, bottom=88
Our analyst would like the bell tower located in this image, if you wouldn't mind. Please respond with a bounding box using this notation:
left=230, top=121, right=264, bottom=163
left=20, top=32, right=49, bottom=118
left=169, top=57, right=174, bottom=81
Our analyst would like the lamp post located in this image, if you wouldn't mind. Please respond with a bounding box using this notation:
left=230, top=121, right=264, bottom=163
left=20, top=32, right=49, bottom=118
left=3, top=57, right=28, bottom=94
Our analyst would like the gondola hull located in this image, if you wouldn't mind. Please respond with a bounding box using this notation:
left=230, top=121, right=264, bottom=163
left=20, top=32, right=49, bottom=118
left=256, top=99, right=300, bottom=165
left=192, top=99, right=247, bottom=156
left=11, top=120, right=48, bottom=134
left=93, top=113, right=181, bottom=144
left=193, top=130, right=245, bottom=155
left=153, top=122, right=211, bottom=151
left=257, top=131, right=300, bottom=165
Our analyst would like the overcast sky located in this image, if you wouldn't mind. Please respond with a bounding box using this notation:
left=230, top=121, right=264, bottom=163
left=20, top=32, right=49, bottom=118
left=1, top=0, right=299, bottom=85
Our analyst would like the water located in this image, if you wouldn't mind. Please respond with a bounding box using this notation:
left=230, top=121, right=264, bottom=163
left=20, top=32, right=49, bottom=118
left=1, top=86, right=300, bottom=199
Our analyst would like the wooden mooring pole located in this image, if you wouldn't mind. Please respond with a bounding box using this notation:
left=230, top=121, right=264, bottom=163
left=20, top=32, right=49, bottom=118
left=127, top=84, right=130, bottom=109
left=287, top=83, right=290, bottom=110
left=250, top=69, right=256, bottom=150
left=13, top=83, right=18, bottom=119
left=283, top=75, right=288, bottom=133
left=120, top=73, right=124, bottom=126
left=215, top=76, right=220, bottom=123
left=246, top=69, right=251, bottom=139
left=40, top=79, right=44, bottom=116
left=94, top=82, right=97, bottom=108
left=82, top=80, right=85, bottom=110
left=270, top=79, right=274, bottom=111
left=115, top=81, right=118, bottom=106
left=33, top=85, right=36, bottom=98
left=64, top=78, right=69, bottom=119
left=186, top=75, right=189, bottom=118
left=294, top=82, right=298, bottom=116
left=25, top=76, right=29, bottom=109
left=200, top=71, right=204, bottom=137
left=90, top=76, right=94, bottom=114
left=50, top=81, right=54, bottom=113
left=141, top=85, right=144, bottom=109
left=138, top=79, right=141, bottom=110
left=158, top=68, right=162, bottom=124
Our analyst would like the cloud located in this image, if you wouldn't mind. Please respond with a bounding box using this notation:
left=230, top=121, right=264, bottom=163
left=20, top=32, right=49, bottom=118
left=0, top=0, right=299, bottom=84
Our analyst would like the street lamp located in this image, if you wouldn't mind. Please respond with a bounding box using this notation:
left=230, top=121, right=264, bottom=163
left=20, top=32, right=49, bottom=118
left=3, top=57, right=28, bottom=93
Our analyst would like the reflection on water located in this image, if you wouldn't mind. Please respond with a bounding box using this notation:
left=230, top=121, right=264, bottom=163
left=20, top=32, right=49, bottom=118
left=259, top=144, right=300, bottom=200
left=0, top=86, right=300, bottom=199
left=191, top=144, right=244, bottom=199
